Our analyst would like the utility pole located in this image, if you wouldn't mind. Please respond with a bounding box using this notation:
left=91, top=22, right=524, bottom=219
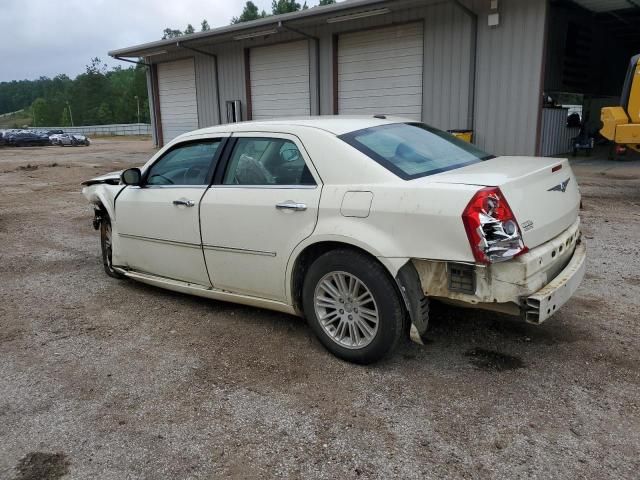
left=66, top=101, right=74, bottom=126
left=134, top=95, right=140, bottom=124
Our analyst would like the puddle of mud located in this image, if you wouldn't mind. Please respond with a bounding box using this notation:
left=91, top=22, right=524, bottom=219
left=14, top=452, right=70, bottom=480
left=465, top=348, right=525, bottom=372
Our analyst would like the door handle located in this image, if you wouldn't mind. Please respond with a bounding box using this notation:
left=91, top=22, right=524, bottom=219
left=173, top=199, right=195, bottom=207
left=275, top=201, right=307, bottom=212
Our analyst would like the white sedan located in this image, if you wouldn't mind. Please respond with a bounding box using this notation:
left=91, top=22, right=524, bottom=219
left=51, top=133, right=91, bottom=146
left=82, top=117, right=586, bottom=363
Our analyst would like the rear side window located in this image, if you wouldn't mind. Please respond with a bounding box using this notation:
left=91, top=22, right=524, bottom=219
left=223, top=137, right=315, bottom=186
left=339, top=123, right=494, bottom=180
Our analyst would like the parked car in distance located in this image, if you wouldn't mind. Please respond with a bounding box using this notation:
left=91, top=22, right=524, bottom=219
left=50, top=133, right=90, bottom=146
left=74, top=134, right=91, bottom=146
left=4, top=130, right=50, bottom=147
left=82, top=116, right=586, bottom=363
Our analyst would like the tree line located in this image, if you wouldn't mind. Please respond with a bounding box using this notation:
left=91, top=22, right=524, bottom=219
left=0, top=58, right=149, bottom=127
left=163, top=0, right=335, bottom=38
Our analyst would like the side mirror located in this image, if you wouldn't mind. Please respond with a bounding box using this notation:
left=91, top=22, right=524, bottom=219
left=121, top=168, right=142, bottom=186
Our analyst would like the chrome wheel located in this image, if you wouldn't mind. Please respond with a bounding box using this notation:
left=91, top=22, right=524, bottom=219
left=103, top=221, right=113, bottom=269
left=100, top=215, right=124, bottom=279
left=313, top=271, right=379, bottom=349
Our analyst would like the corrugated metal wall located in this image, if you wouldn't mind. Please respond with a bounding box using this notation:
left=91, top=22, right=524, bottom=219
left=216, top=43, right=248, bottom=122
left=471, top=0, right=547, bottom=155
left=422, top=2, right=473, bottom=130
left=194, top=55, right=219, bottom=127
left=144, top=0, right=547, bottom=156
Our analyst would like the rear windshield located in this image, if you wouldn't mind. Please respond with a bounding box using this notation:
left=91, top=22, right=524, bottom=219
left=339, top=123, right=494, bottom=180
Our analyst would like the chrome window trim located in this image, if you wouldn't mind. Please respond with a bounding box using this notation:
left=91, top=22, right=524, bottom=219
left=140, top=185, right=209, bottom=189
left=212, top=184, right=318, bottom=190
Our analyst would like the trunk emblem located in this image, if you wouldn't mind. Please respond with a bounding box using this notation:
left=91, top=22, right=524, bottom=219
left=548, top=178, right=570, bottom=193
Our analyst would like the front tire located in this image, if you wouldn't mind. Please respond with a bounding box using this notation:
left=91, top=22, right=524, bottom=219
left=100, top=215, right=124, bottom=279
left=302, top=249, right=405, bottom=364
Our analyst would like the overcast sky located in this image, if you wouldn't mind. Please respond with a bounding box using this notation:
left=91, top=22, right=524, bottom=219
left=0, top=0, right=326, bottom=82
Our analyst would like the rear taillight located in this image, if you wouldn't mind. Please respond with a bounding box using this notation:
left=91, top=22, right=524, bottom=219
left=462, top=187, right=527, bottom=264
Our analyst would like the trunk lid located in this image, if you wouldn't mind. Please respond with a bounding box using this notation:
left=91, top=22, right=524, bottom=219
left=427, top=156, right=580, bottom=249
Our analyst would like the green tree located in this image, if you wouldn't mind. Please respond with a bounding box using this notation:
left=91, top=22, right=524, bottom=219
left=318, top=0, right=336, bottom=5
left=184, top=23, right=195, bottom=34
left=0, top=58, right=148, bottom=126
left=162, top=28, right=183, bottom=39
left=232, top=1, right=267, bottom=23
left=201, top=19, right=210, bottom=31
left=60, top=106, right=71, bottom=126
left=31, top=98, right=47, bottom=127
left=272, top=0, right=301, bottom=14
left=97, top=102, right=112, bottom=124
left=74, top=58, right=111, bottom=124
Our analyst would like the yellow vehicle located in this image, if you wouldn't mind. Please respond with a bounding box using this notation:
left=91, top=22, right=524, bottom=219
left=600, top=53, right=640, bottom=153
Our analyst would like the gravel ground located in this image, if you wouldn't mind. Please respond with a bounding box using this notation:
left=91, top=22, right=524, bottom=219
left=0, top=139, right=639, bottom=479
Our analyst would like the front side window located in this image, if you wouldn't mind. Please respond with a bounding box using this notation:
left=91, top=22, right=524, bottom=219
left=339, top=123, right=494, bottom=180
left=223, top=137, right=315, bottom=186
left=146, top=140, right=221, bottom=186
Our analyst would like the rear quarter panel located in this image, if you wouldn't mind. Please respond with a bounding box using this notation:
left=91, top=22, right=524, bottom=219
left=306, top=182, right=480, bottom=271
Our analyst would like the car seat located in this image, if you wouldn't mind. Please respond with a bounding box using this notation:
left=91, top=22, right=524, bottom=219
left=234, top=154, right=274, bottom=185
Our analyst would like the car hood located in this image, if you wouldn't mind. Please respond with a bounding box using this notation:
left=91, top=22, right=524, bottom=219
left=81, top=170, right=122, bottom=186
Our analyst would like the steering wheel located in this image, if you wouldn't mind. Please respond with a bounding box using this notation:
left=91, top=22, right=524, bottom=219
left=148, top=174, right=174, bottom=185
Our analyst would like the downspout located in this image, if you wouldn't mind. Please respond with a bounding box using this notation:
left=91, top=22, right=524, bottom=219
left=149, top=62, right=164, bottom=147
left=176, top=41, right=223, bottom=125
left=452, top=1, right=477, bottom=132
left=278, top=21, right=321, bottom=115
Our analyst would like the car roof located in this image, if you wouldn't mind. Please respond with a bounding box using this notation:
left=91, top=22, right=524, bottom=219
left=186, top=115, right=415, bottom=137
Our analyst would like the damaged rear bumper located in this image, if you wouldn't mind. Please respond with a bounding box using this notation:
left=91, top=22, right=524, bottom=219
left=524, top=241, right=586, bottom=324
left=411, top=218, right=585, bottom=323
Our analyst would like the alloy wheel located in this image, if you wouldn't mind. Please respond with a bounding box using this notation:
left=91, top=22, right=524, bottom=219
left=313, top=271, right=379, bottom=349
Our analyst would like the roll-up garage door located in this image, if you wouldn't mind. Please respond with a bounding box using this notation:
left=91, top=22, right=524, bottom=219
left=250, top=40, right=311, bottom=120
left=157, top=58, right=199, bottom=142
left=338, top=23, right=424, bottom=120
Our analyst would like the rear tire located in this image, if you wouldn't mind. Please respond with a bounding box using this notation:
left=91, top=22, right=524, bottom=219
left=302, top=249, right=405, bottom=364
left=100, top=215, right=124, bottom=279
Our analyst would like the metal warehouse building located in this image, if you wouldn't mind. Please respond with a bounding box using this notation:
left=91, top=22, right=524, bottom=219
left=110, top=0, right=640, bottom=156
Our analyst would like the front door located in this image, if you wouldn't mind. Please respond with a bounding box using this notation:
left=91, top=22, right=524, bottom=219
left=114, top=137, right=227, bottom=285
left=200, top=133, right=322, bottom=301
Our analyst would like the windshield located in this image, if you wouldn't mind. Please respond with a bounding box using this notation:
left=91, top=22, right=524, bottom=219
left=339, top=123, right=494, bottom=180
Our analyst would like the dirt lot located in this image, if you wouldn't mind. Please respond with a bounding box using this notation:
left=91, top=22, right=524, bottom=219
left=1, top=139, right=639, bottom=479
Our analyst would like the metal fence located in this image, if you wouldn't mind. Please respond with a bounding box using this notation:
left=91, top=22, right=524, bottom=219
left=30, top=123, right=151, bottom=136
left=539, top=108, right=580, bottom=157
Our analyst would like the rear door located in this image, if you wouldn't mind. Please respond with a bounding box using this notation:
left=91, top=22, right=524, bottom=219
left=114, top=136, right=228, bottom=285
left=200, top=133, right=321, bottom=301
